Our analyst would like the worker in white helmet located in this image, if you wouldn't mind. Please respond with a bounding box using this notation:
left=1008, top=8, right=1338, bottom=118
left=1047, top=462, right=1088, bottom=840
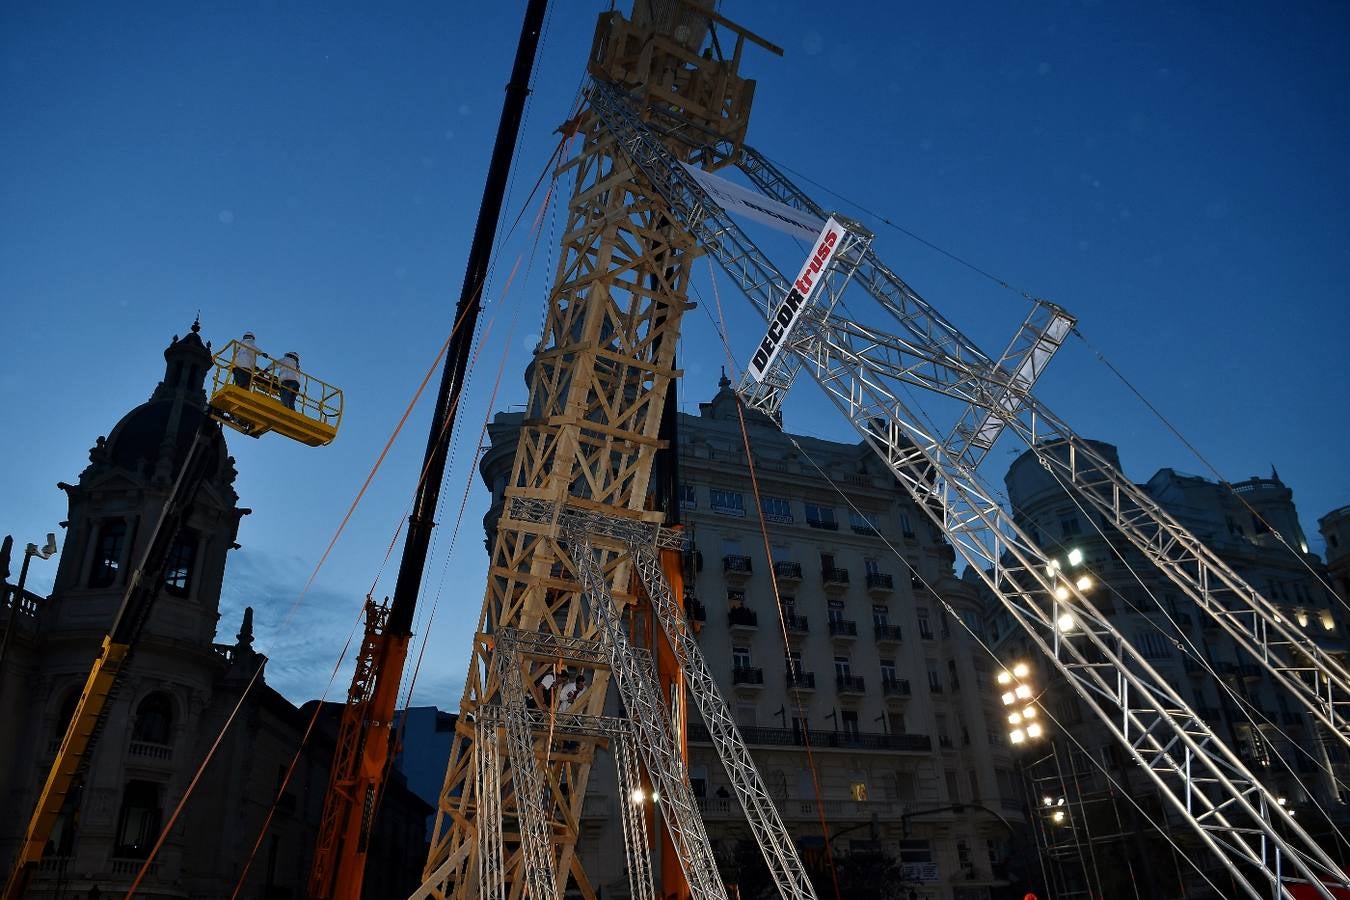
left=273, top=351, right=302, bottom=410
left=233, top=331, right=259, bottom=388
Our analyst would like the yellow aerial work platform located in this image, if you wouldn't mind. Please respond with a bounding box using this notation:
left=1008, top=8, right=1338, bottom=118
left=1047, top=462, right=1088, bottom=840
left=207, top=340, right=343, bottom=446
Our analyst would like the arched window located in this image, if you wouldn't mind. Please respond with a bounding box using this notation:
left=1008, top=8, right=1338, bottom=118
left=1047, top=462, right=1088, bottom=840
left=163, top=529, right=197, bottom=597
left=132, top=692, right=173, bottom=745
left=88, top=520, right=127, bottom=588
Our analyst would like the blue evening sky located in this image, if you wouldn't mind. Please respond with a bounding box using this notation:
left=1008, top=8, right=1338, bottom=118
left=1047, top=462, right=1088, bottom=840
left=3, top=1, right=1347, bottom=704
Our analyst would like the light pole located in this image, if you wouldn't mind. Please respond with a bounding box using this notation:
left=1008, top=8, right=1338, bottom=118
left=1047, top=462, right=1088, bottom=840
left=0, top=532, right=58, bottom=670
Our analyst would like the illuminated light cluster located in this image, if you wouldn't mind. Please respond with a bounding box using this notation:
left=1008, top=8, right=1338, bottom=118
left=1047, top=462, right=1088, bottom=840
left=999, top=663, right=1046, bottom=745
left=1045, top=547, right=1094, bottom=629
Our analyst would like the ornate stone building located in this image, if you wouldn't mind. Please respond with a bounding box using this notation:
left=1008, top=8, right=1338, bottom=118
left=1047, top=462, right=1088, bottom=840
left=0, top=324, right=428, bottom=899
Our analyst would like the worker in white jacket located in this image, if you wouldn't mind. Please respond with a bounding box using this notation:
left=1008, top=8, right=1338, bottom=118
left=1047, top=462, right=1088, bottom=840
left=232, top=332, right=259, bottom=388
left=273, top=351, right=302, bottom=410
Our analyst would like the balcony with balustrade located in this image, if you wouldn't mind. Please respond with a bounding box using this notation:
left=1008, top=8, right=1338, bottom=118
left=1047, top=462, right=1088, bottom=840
left=821, top=567, right=850, bottom=593
left=727, top=605, right=758, bottom=634
left=773, top=560, right=803, bottom=585
left=836, top=673, right=866, bottom=696
left=723, top=554, right=753, bottom=582
left=786, top=670, right=816, bottom=693
left=688, top=722, right=931, bottom=756
left=882, top=677, right=911, bottom=699
left=865, top=572, right=894, bottom=596
left=828, top=618, right=858, bottom=641
left=874, top=623, right=903, bottom=646
left=684, top=596, right=707, bottom=623
left=733, top=666, right=765, bottom=689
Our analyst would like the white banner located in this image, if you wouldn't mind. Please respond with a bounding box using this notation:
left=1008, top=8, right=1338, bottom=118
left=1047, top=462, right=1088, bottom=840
left=747, top=217, right=845, bottom=382
left=681, top=162, right=825, bottom=241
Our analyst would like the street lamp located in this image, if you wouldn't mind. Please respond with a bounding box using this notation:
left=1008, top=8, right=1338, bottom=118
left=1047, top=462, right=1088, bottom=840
left=0, top=532, right=59, bottom=669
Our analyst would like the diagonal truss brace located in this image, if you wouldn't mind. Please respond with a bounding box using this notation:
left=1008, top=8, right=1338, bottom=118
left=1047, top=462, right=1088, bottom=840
left=513, top=498, right=818, bottom=900
left=560, top=529, right=729, bottom=900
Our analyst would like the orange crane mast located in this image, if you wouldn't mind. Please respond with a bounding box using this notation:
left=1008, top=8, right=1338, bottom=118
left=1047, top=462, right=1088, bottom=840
left=306, top=2, right=549, bottom=896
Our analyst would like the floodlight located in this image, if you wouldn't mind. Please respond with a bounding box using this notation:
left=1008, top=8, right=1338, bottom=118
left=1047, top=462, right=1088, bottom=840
left=1075, top=575, right=1092, bottom=591
left=1001, top=691, right=1016, bottom=706
left=631, top=788, right=646, bottom=804
left=1026, top=723, right=1043, bottom=738
left=1057, top=613, right=1075, bottom=632
left=1015, top=684, right=1032, bottom=700
left=1008, top=712, right=1022, bottom=725
left=1052, top=810, right=1066, bottom=824
left=1023, top=706, right=1037, bottom=719
left=1054, top=585, right=1070, bottom=601
left=1009, top=729, right=1025, bottom=744
left=997, top=671, right=1012, bottom=685
left=1012, top=663, right=1029, bottom=679
left=1067, top=548, right=1084, bottom=567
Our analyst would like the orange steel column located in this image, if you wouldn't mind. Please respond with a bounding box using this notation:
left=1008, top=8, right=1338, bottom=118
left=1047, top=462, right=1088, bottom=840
left=655, top=543, right=692, bottom=900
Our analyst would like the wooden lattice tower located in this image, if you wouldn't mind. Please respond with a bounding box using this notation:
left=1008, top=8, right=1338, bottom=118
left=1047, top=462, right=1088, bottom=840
left=421, top=5, right=770, bottom=897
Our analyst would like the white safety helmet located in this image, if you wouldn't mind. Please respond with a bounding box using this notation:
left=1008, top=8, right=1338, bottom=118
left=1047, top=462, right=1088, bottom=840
left=284, top=351, right=300, bottom=364
left=242, top=331, right=255, bottom=341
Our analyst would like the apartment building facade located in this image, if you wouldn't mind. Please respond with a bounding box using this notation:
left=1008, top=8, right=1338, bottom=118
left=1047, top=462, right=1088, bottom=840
left=982, top=441, right=1349, bottom=900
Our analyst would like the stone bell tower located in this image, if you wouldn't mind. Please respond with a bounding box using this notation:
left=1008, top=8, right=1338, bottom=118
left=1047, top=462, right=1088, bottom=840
left=0, top=321, right=250, bottom=895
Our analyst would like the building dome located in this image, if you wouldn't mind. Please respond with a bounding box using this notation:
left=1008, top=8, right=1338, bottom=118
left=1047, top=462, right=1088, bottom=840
left=94, top=321, right=230, bottom=483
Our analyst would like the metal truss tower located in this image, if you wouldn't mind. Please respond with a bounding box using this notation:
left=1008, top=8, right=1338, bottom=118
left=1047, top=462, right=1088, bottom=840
left=416, top=6, right=813, bottom=899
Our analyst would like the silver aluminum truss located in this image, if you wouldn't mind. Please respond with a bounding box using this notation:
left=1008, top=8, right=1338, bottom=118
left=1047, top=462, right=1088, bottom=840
left=732, top=144, right=1350, bottom=752
left=560, top=526, right=729, bottom=900
left=474, top=699, right=661, bottom=900
left=757, top=317, right=1346, bottom=900
left=475, top=714, right=505, bottom=900
left=584, top=78, right=1348, bottom=899
left=614, top=725, right=658, bottom=900
left=494, top=631, right=564, bottom=900
left=733, top=144, right=1078, bottom=473
left=512, top=497, right=818, bottom=900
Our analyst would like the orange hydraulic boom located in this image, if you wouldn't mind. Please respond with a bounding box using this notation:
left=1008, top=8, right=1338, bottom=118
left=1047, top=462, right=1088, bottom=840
left=306, top=2, right=547, bottom=896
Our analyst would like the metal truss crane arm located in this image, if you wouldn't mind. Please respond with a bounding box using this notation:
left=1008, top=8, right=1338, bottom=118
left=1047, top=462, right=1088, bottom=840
left=757, top=331, right=1347, bottom=900
left=728, top=143, right=1350, bottom=745
left=608, top=88, right=1350, bottom=752
left=585, top=82, right=1348, bottom=898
